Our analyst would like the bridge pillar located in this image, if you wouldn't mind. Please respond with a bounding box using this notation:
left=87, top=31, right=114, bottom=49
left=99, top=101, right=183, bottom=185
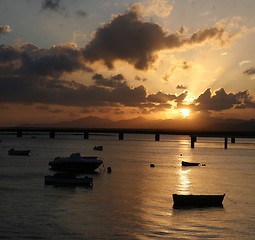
left=119, top=132, right=124, bottom=140
left=191, top=136, right=196, bottom=148
left=84, top=131, right=89, bottom=139
left=17, top=130, right=22, bottom=138
left=224, top=137, right=228, bottom=149
left=155, top=133, right=160, bottom=141
left=231, top=137, right=235, bottom=143
left=50, top=131, right=55, bottom=138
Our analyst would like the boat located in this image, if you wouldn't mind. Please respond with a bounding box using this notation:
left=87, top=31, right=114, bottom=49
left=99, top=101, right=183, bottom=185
left=44, top=173, right=93, bottom=186
left=48, top=152, right=103, bottom=172
left=182, top=161, right=200, bottom=166
left=93, top=145, right=103, bottom=151
left=172, top=194, right=225, bottom=208
left=8, top=148, right=31, bottom=156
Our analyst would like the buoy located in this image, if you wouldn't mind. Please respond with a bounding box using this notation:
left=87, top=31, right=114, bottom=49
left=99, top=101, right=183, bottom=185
left=107, top=167, right=112, bottom=173
left=150, top=164, right=155, bottom=168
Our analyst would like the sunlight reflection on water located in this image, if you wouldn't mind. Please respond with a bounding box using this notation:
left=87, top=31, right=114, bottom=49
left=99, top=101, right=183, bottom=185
left=178, top=169, right=191, bottom=195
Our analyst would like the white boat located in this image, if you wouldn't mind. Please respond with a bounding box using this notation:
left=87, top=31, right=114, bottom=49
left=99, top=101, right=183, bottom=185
left=44, top=173, right=93, bottom=186
left=8, top=148, right=31, bottom=156
left=48, top=152, right=103, bottom=172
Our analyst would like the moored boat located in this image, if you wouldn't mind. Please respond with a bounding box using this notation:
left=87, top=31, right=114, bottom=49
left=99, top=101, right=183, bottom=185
left=48, top=152, right=103, bottom=172
left=173, top=194, right=225, bottom=208
left=44, top=173, right=93, bottom=186
left=8, top=148, right=31, bottom=156
left=93, top=145, right=103, bottom=151
left=182, top=161, right=200, bottom=166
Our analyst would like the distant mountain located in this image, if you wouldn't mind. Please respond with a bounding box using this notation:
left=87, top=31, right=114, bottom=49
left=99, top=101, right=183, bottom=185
left=52, top=116, right=115, bottom=128
left=18, top=116, right=255, bottom=131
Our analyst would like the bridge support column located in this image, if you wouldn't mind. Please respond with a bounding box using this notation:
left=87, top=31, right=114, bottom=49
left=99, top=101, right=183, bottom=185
left=191, top=136, right=196, bottom=148
left=155, top=133, right=160, bottom=141
left=224, top=137, right=228, bottom=149
left=17, top=130, right=22, bottom=138
left=84, top=131, right=89, bottom=139
left=50, top=131, right=55, bottom=138
left=231, top=137, right=235, bottom=143
left=119, top=132, right=124, bottom=140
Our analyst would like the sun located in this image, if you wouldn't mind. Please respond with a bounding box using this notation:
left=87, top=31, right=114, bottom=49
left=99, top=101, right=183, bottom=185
left=179, top=108, right=190, bottom=118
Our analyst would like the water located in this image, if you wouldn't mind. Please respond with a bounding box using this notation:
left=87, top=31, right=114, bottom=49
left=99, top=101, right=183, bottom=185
left=0, top=133, right=254, bottom=239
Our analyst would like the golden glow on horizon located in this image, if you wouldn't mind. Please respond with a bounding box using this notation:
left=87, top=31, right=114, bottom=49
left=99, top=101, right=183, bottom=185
left=179, top=108, right=190, bottom=118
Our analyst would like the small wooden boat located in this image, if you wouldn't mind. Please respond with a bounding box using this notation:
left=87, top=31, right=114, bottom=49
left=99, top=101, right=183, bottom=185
left=93, top=145, right=103, bottom=151
left=44, top=173, right=93, bottom=186
left=182, top=161, right=200, bottom=166
left=8, top=148, right=31, bottom=156
left=173, top=194, right=225, bottom=208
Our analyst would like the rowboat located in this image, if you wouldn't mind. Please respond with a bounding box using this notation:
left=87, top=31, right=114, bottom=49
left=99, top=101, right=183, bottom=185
left=182, top=161, right=200, bottom=166
left=93, top=145, right=103, bottom=151
left=8, top=148, right=31, bottom=156
left=173, top=194, right=225, bottom=208
left=44, top=173, right=93, bottom=186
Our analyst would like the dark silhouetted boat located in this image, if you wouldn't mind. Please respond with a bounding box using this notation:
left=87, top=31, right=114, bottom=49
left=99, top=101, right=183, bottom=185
left=173, top=194, right=225, bottom=208
left=182, top=161, right=200, bottom=166
left=8, top=148, right=31, bottom=156
left=44, top=173, right=93, bottom=186
left=93, top=145, right=103, bottom=151
left=49, top=152, right=103, bottom=172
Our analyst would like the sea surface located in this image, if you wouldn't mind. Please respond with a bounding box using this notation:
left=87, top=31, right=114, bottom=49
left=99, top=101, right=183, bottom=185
left=0, top=133, right=254, bottom=240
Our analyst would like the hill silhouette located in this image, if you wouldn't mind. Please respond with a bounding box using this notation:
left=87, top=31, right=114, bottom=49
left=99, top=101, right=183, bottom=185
left=18, top=116, right=255, bottom=131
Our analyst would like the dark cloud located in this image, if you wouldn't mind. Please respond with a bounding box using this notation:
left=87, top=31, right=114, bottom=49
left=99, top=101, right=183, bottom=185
left=75, top=10, right=87, bottom=18
left=0, top=43, right=92, bottom=78
left=110, top=85, right=147, bottom=107
left=41, top=0, right=64, bottom=12
left=175, top=91, right=188, bottom=107
left=194, top=88, right=255, bottom=111
left=176, top=84, right=187, bottom=90
left=243, top=67, right=255, bottom=75
left=0, top=73, right=147, bottom=109
left=147, top=92, right=176, bottom=103
left=0, top=25, right=12, bottom=34
left=135, top=76, right=147, bottom=82
left=92, top=73, right=127, bottom=88
left=83, top=8, right=237, bottom=70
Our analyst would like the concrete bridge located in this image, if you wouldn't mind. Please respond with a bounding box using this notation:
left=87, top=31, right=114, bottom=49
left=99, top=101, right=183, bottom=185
left=0, top=127, right=255, bottom=149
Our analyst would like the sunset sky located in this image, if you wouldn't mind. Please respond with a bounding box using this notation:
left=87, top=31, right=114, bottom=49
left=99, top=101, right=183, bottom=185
left=0, top=0, right=255, bottom=126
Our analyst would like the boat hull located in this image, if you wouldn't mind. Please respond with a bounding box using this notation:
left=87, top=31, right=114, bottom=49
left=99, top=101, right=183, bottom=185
left=49, top=153, right=103, bottom=172
left=49, top=161, right=103, bottom=172
left=8, top=149, right=30, bottom=156
left=173, top=194, right=225, bottom=208
left=44, top=174, right=93, bottom=186
left=93, top=146, right=103, bottom=151
left=182, top=161, right=199, bottom=166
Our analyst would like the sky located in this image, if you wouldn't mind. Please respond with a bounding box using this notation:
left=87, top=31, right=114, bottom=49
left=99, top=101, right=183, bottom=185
left=0, top=0, right=255, bottom=126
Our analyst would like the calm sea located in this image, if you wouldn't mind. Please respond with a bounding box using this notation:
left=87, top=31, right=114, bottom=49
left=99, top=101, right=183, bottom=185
left=0, top=133, right=254, bottom=240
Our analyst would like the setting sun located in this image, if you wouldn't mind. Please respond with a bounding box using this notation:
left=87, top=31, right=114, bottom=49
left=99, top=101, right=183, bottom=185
left=179, top=108, right=190, bottom=118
